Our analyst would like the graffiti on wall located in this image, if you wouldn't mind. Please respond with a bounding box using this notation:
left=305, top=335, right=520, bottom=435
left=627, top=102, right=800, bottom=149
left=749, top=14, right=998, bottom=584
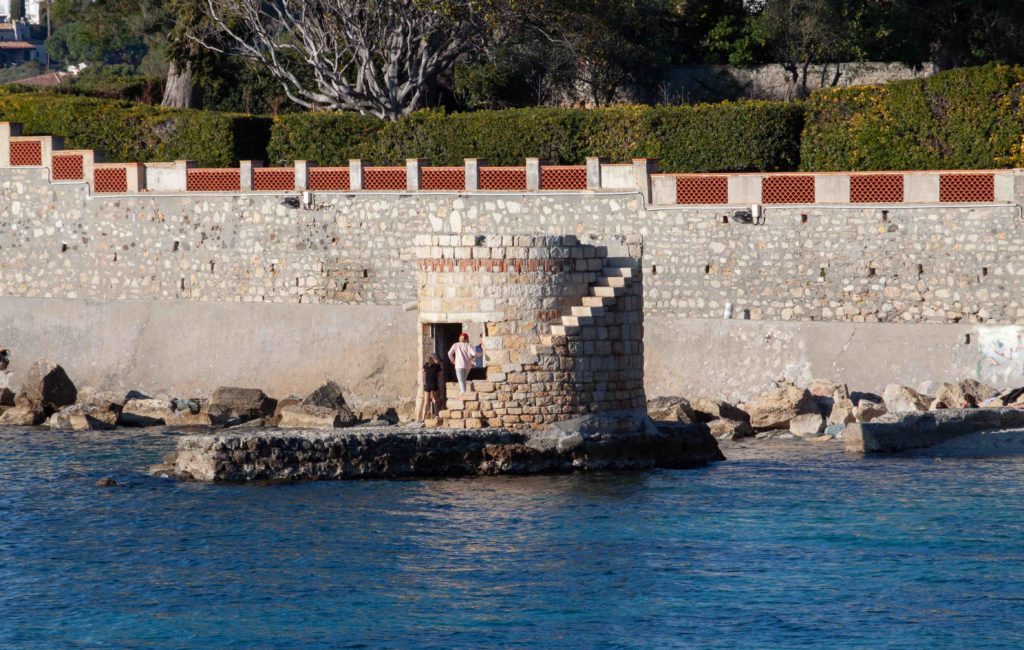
left=977, top=327, right=1024, bottom=385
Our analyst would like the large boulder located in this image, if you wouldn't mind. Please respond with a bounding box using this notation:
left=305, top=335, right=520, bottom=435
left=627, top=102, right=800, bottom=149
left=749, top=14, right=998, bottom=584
left=789, top=413, right=826, bottom=437
left=983, top=387, right=1024, bottom=408
left=828, top=385, right=856, bottom=425
left=691, top=397, right=750, bottom=424
left=854, top=400, right=887, bottom=423
left=119, top=398, right=175, bottom=427
left=743, top=384, right=818, bottom=430
left=882, top=384, right=932, bottom=413
left=0, top=404, right=45, bottom=426
left=20, top=360, right=76, bottom=413
left=301, top=381, right=349, bottom=411
left=279, top=404, right=355, bottom=429
left=931, top=379, right=999, bottom=409
left=208, top=387, right=275, bottom=423
left=46, top=397, right=122, bottom=431
left=279, top=381, right=358, bottom=429
left=708, top=418, right=755, bottom=440
left=647, top=396, right=696, bottom=423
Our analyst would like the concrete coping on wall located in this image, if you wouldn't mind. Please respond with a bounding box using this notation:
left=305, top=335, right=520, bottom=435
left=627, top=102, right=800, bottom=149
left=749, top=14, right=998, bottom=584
left=1, top=121, right=1021, bottom=208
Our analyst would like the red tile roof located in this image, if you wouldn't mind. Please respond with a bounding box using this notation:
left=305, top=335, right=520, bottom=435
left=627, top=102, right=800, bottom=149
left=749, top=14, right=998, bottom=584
left=0, top=41, right=37, bottom=50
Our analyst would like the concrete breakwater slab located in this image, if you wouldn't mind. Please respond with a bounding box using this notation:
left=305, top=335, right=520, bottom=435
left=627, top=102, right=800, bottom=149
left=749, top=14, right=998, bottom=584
left=173, top=424, right=724, bottom=482
left=844, top=408, right=1024, bottom=454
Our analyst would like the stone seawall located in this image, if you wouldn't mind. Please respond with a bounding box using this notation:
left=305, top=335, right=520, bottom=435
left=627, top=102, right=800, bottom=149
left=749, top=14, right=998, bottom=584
left=3, top=166, right=1024, bottom=402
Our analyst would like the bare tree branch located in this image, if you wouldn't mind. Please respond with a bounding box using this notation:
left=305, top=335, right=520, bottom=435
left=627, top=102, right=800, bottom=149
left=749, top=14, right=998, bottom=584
left=188, top=0, right=495, bottom=119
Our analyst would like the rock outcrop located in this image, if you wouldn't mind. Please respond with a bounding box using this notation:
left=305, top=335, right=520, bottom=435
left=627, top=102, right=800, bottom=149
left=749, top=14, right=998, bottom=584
left=173, top=418, right=725, bottom=482
left=883, top=384, right=932, bottom=413
left=207, top=387, right=275, bottom=423
left=647, top=396, right=696, bottom=423
left=743, top=384, right=817, bottom=430
left=18, top=360, right=77, bottom=415
left=46, top=394, right=123, bottom=431
left=854, top=400, right=888, bottom=423
left=789, top=413, right=826, bottom=437
left=691, top=397, right=750, bottom=424
left=931, top=379, right=999, bottom=409
left=0, top=404, right=45, bottom=426
left=120, top=398, right=175, bottom=427
left=707, top=418, right=755, bottom=440
left=278, top=381, right=357, bottom=429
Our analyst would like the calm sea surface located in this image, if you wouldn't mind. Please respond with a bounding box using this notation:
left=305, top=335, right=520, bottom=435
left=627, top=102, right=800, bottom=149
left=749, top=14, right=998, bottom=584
left=1, top=427, right=1023, bottom=649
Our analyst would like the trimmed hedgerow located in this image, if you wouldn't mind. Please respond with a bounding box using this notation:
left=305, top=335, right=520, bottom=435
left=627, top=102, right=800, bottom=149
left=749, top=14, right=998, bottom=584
left=267, top=102, right=804, bottom=172
left=800, top=63, right=1024, bottom=171
left=0, top=89, right=270, bottom=166
left=265, top=111, right=383, bottom=166
left=645, top=101, right=805, bottom=172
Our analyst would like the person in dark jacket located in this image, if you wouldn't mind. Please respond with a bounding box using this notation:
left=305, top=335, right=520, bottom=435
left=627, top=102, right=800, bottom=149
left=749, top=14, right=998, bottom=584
left=419, top=354, right=444, bottom=420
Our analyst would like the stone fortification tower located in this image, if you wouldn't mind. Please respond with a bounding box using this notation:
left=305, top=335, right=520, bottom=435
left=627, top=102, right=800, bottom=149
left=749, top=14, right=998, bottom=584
left=415, top=234, right=646, bottom=429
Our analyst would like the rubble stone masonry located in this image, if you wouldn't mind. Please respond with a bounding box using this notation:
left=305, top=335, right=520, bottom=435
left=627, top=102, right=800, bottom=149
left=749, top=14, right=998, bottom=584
left=2, top=167, right=1024, bottom=325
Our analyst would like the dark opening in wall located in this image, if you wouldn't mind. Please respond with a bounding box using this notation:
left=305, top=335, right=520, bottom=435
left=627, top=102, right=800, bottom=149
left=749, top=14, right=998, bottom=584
left=652, top=265, right=657, bottom=275
left=965, top=333, right=972, bottom=345
left=362, top=269, right=368, bottom=278
left=982, top=267, right=989, bottom=276
left=721, top=215, right=729, bottom=224
left=917, top=264, right=924, bottom=276
left=60, top=244, right=67, bottom=253
left=173, top=241, right=179, bottom=252
left=868, top=267, right=876, bottom=277
left=800, top=213, right=808, bottom=224
left=881, top=210, right=889, bottom=222
left=704, top=265, right=711, bottom=274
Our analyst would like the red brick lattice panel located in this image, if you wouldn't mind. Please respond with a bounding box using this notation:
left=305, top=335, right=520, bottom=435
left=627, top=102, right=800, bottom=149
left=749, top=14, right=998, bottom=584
left=675, top=175, right=728, bottom=204
left=308, top=168, right=350, bottom=191
left=850, top=174, right=904, bottom=203
left=187, top=169, right=241, bottom=192
left=540, top=166, right=587, bottom=190
left=762, top=175, right=816, bottom=204
left=364, top=167, right=407, bottom=191
left=93, top=167, right=128, bottom=193
left=10, top=140, right=42, bottom=166
left=421, top=167, right=466, bottom=191
left=479, top=167, right=527, bottom=191
left=253, top=167, right=295, bottom=191
left=940, top=173, right=995, bottom=202
left=51, top=154, right=84, bottom=181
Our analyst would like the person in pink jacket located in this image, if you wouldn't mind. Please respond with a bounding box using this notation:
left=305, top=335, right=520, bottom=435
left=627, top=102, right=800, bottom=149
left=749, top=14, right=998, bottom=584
left=448, top=332, right=477, bottom=394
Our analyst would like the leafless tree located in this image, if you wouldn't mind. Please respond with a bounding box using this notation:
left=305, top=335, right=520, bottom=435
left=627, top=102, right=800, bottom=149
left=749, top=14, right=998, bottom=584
left=190, top=0, right=498, bottom=119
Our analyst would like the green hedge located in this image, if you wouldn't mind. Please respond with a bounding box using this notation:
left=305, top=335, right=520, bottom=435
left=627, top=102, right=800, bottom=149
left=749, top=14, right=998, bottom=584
left=267, top=103, right=804, bottom=172
left=265, top=111, right=382, bottom=166
left=0, top=90, right=270, bottom=166
left=800, top=64, right=1024, bottom=171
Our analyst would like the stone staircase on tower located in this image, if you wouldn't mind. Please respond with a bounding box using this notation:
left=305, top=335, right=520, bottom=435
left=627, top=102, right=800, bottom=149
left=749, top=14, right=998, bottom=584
left=536, top=256, right=639, bottom=349
left=429, top=255, right=641, bottom=428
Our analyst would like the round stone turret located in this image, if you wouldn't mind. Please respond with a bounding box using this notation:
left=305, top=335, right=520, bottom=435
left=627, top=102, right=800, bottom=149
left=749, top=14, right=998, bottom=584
left=415, top=234, right=645, bottom=429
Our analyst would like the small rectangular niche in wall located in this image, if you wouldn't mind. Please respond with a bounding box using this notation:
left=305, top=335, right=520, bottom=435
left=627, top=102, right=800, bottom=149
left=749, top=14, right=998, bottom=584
left=917, top=264, right=924, bottom=276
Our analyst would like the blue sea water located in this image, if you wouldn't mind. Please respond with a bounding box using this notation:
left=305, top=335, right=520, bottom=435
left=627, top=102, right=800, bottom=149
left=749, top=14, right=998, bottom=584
left=1, top=428, right=1023, bottom=649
